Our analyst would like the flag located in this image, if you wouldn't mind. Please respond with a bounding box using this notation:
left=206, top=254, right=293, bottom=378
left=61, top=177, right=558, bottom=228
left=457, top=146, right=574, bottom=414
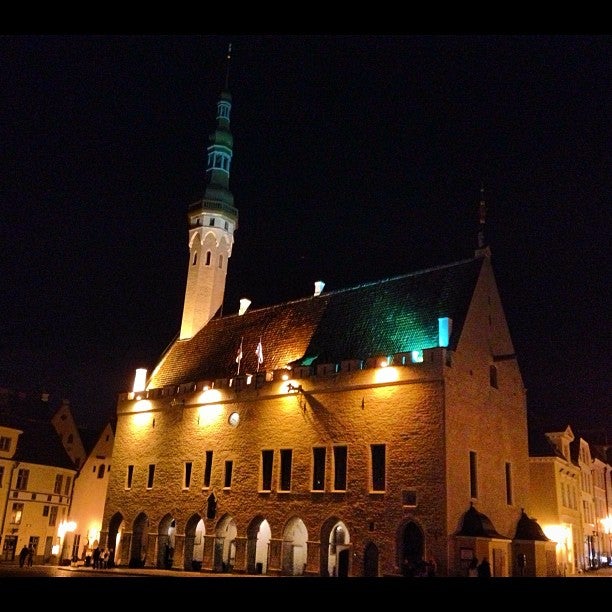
left=236, top=339, right=243, bottom=364
left=256, top=339, right=264, bottom=364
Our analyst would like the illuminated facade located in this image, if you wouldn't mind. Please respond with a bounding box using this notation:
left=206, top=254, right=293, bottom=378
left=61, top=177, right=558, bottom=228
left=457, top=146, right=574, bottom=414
left=0, top=390, right=77, bottom=564
left=100, top=76, right=558, bottom=577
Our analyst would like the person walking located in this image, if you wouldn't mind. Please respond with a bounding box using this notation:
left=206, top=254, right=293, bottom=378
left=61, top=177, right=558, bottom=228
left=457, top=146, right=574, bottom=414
left=19, top=545, right=29, bottom=568
left=477, top=557, right=492, bottom=577
left=92, top=545, right=101, bottom=569
left=26, top=544, right=34, bottom=567
left=467, top=556, right=479, bottom=577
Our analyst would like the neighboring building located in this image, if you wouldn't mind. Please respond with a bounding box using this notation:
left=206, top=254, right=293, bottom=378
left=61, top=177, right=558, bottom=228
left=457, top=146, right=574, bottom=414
left=529, top=425, right=583, bottom=575
left=0, top=389, right=77, bottom=564
left=62, top=422, right=115, bottom=566
left=591, top=443, right=612, bottom=566
left=50, top=397, right=86, bottom=469
left=101, top=73, right=556, bottom=577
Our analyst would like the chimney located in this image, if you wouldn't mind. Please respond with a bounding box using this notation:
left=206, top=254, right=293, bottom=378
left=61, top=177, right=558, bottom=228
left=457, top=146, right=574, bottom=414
left=133, top=368, right=147, bottom=393
left=239, top=298, right=251, bottom=316
left=314, top=281, right=325, bottom=297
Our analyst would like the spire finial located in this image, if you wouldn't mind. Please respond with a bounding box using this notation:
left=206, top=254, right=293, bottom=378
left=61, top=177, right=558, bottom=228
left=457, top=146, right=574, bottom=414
left=225, top=43, right=232, bottom=90
left=477, top=184, right=487, bottom=248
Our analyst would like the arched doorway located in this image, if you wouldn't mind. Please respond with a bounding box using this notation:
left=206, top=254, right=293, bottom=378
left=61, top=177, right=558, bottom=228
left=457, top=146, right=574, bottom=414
left=246, top=516, right=271, bottom=574
left=401, top=520, right=425, bottom=576
left=281, top=517, right=308, bottom=576
left=213, top=514, right=237, bottom=572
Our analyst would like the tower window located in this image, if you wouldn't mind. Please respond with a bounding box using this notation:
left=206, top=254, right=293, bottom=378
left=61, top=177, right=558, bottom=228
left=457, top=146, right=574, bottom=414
left=209, top=218, right=215, bottom=226
left=469, top=451, right=478, bottom=498
left=192, top=252, right=198, bottom=265
left=218, top=254, right=223, bottom=269
left=489, top=365, right=498, bottom=389
left=370, top=444, right=386, bottom=492
left=205, top=251, right=211, bottom=266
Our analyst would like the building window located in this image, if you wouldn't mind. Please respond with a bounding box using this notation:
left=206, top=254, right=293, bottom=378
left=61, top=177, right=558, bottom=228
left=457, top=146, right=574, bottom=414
left=489, top=365, right=498, bottom=388
left=261, top=450, right=274, bottom=492
left=0, top=435, right=11, bottom=451
left=469, top=451, right=478, bottom=499
left=64, top=476, right=71, bottom=496
left=42, top=505, right=49, bottom=517
left=49, top=506, right=58, bottom=527
left=184, top=462, right=193, bottom=489
left=0, top=466, right=4, bottom=487
left=333, top=445, right=348, bottom=492
left=205, top=251, right=211, bottom=266
left=16, top=469, right=29, bottom=491
left=224, top=460, right=233, bottom=488
left=224, top=221, right=228, bottom=230
left=54, top=474, right=63, bottom=494
left=147, top=464, right=155, bottom=489
left=371, top=444, right=386, bottom=492
left=209, top=218, right=215, bottom=226
left=279, top=449, right=292, bottom=492
left=218, top=254, right=223, bottom=269
left=203, top=451, right=213, bottom=488
left=505, top=462, right=513, bottom=505
left=126, top=465, right=134, bottom=489
left=312, top=447, right=326, bottom=491
left=11, top=502, right=24, bottom=524
left=192, top=252, right=198, bottom=266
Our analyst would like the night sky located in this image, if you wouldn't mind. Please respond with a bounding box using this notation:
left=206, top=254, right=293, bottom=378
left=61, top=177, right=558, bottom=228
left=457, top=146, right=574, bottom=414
left=0, top=34, right=609, bottom=439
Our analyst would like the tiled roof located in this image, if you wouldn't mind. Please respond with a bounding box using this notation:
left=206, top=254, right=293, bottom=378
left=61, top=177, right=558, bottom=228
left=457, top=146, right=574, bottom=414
left=456, top=502, right=510, bottom=539
left=149, top=256, right=484, bottom=389
left=528, top=428, right=567, bottom=458
left=513, top=510, right=550, bottom=541
left=0, top=389, right=77, bottom=469
left=11, top=418, right=76, bottom=469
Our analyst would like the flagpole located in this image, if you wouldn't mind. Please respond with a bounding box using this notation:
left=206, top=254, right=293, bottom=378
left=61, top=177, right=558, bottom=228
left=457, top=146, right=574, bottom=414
left=236, top=336, right=243, bottom=375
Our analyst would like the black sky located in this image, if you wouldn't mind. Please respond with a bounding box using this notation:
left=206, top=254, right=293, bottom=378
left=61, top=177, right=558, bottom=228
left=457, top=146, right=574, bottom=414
left=0, top=34, right=609, bottom=438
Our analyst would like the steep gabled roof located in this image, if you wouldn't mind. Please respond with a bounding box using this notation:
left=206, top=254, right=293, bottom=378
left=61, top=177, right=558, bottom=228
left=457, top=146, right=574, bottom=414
left=0, top=389, right=77, bottom=469
left=11, top=418, right=76, bottom=469
left=456, top=503, right=510, bottom=539
left=149, top=256, right=484, bottom=389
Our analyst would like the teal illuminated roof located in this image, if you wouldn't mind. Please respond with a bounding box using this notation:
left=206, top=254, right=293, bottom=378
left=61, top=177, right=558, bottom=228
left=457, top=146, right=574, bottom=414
left=148, top=256, right=484, bottom=389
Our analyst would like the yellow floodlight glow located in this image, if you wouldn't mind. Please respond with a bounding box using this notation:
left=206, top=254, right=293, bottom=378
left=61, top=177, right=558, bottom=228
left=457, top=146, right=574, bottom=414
left=58, top=520, right=77, bottom=538
left=285, top=380, right=302, bottom=393
left=197, top=388, right=223, bottom=405
left=197, top=404, right=224, bottom=426
left=542, top=523, right=570, bottom=546
left=374, top=365, right=399, bottom=384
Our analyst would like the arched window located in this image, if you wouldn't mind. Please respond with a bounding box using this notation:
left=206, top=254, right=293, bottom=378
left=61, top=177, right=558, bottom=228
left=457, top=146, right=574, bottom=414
left=192, top=252, right=198, bottom=266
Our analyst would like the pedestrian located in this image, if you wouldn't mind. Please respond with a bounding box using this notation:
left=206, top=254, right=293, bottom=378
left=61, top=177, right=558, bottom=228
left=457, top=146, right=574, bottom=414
left=467, top=555, right=478, bottom=577
left=27, top=544, right=34, bottom=567
left=92, top=545, right=101, bottom=569
left=19, top=545, right=29, bottom=568
left=426, top=556, right=437, bottom=577
left=477, top=556, right=491, bottom=578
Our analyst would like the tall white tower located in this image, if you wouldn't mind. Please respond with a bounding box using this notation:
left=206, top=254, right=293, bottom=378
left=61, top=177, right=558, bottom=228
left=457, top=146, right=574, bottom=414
left=180, top=49, right=238, bottom=340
